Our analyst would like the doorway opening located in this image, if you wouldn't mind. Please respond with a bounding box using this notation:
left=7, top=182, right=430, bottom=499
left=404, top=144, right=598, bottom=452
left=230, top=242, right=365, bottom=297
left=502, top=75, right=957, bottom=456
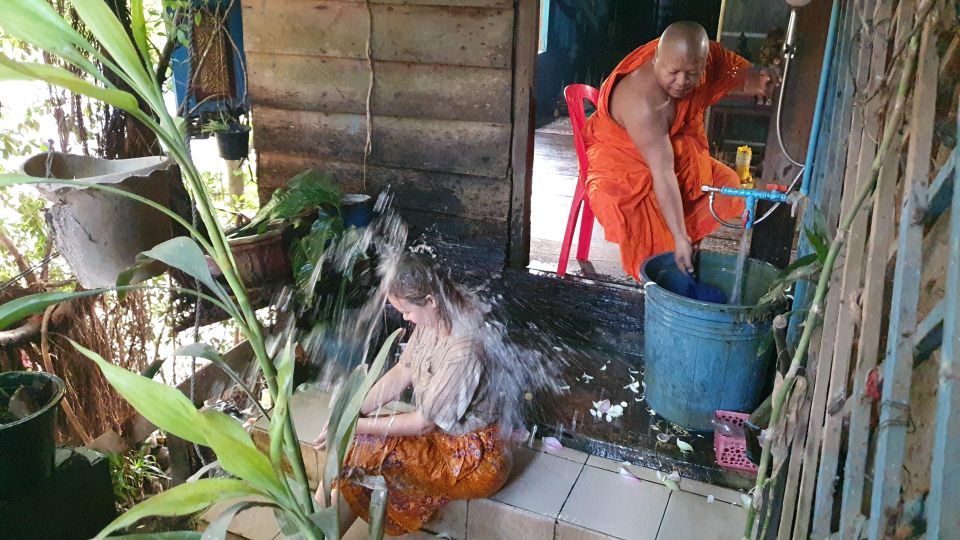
left=525, top=0, right=756, bottom=284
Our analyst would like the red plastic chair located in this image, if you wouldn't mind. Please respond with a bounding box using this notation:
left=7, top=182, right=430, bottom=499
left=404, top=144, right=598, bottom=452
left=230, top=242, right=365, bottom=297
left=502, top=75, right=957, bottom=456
left=557, top=84, right=599, bottom=276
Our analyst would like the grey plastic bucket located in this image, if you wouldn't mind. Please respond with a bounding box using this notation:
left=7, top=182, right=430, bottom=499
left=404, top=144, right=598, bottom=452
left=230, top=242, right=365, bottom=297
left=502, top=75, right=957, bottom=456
left=640, top=251, right=787, bottom=431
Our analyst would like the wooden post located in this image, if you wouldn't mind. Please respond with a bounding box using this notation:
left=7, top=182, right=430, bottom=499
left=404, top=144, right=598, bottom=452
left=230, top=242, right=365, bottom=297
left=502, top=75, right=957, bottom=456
left=507, top=0, right=539, bottom=268
left=925, top=104, right=960, bottom=540
left=868, top=13, right=938, bottom=539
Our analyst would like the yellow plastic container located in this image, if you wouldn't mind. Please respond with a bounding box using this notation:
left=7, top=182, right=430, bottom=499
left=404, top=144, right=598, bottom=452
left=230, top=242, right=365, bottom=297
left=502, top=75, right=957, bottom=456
left=736, top=146, right=753, bottom=188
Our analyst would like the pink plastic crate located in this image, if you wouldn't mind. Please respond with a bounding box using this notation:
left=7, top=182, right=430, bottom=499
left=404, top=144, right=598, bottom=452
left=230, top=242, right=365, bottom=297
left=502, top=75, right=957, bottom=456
left=713, top=410, right=758, bottom=474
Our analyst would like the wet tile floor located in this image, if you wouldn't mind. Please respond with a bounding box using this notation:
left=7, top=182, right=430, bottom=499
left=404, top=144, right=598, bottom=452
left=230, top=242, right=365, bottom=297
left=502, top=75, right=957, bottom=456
left=532, top=348, right=755, bottom=491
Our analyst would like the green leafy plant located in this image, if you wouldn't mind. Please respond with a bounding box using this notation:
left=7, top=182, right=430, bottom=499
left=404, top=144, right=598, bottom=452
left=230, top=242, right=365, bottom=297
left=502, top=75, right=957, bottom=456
left=234, top=169, right=342, bottom=238
left=200, top=118, right=232, bottom=135
left=0, top=2, right=388, bottom=538
left=108, top=444, right=170, bottom=510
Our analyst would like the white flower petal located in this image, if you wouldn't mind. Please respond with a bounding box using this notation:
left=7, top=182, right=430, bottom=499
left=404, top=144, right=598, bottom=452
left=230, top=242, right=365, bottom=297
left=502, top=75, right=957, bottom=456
left=706, top=495, right=715, bottom=504
left=621, top=401, right=628, bottom=407
left=542, top=436, right=564, bottom=454
left=666, top=471, right=681, bottom=483
left=677, top=440, right=694, bottom=453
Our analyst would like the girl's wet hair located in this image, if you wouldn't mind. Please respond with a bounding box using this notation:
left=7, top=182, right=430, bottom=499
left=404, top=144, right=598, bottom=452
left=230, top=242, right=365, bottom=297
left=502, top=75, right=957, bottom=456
left=389, top=251, right=473, bottom=332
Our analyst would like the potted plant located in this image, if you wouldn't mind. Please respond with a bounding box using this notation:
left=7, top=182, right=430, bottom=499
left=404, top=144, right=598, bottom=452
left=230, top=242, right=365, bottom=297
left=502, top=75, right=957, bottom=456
left=0, top=371, right=66, bottom=498
left=203, top=112, right=251, bottom=161
left=0, top=3, right=389, bottom=538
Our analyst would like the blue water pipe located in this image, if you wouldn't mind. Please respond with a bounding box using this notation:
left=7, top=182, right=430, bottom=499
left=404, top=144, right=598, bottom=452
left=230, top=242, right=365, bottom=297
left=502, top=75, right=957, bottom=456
left=800, top=0, right=841, bottom=196
left=702, top=185, right=798, bottom=229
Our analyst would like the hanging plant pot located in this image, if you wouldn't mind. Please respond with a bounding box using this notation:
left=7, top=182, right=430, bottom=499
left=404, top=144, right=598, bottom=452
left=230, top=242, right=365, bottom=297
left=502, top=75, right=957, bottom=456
left=20, top=152, right=182, bottom=288
left=215, top=124, right=251, bottom=160
left=0, top=371, right=66, bottom=498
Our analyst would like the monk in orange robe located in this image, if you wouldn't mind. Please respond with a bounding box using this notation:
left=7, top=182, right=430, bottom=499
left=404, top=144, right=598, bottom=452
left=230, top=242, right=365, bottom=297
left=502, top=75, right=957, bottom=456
left=583, top=21, right=775, bottom=279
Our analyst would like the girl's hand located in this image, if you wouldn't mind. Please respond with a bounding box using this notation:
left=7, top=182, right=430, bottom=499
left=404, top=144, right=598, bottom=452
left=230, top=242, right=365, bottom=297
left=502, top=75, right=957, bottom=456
left=313, top=426, right=328, bottom=451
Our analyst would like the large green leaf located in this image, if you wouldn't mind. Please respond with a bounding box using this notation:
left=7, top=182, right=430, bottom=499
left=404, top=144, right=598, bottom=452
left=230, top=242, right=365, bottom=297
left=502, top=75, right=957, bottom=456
left=71, top=0, right=157, bottom=99
left=200, top=501, right=274, bottom=540
left=321, top=329, right=402, bottom=509
left=306, top=507, right=340, bottom=540
left=200, top=410, right=287, bottom=501
left=0, top=289, right=108, bottom=330
left=72, top=339, right=209, bottom=445
left=130, top=0, right=152, bottom=71
left=334, top=329, right=402, bottom=458
left=367, top=475, right=388, bottom=540
left=269, top=340, right=295, bottom=476
left=0, top=58, right=138, bottom=111
left=117, top=237, right=231, bottom=307
left=321, top=367, right=364, bottom=510
left=0, top=1, right=104, bottom=80
left=95, top=479, right=261, bottom=539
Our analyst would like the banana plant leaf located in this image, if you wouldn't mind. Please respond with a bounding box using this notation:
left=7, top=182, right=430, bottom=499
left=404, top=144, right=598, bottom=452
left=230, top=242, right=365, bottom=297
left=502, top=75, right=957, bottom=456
left=94, top=479, right=262, bottom=539
left=199, top=409, right=287, bottom=502
left=0, top=288, right=108, bottom=330
left=268, top=340, right=294, bottom=477
left=200, top=501, right=275, bottom=540
left=72, top=339, right=209, bottom=445
left=0, top=58, right=138, bottom=111
left=117, top=237, right=232, bottom=309
left=321, top=329, right=402, bottom=513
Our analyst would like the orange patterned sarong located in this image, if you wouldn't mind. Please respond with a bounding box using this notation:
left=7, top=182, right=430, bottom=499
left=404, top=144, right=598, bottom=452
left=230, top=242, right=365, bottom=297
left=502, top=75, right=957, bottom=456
left=583, top=39, right=749, bottom=279
left=338, top=423, right=512, bottom=536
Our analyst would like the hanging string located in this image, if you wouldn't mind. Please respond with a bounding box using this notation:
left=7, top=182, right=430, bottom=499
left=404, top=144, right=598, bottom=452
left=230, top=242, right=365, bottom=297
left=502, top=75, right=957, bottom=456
left=362, top=0, right=375, bottom=191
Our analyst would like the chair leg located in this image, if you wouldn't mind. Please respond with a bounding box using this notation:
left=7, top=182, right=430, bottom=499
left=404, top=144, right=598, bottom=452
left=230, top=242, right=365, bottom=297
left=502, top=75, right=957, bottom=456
left=557, top=188, right=584, bottom=276
left=576, top=199, right=594, bottom=261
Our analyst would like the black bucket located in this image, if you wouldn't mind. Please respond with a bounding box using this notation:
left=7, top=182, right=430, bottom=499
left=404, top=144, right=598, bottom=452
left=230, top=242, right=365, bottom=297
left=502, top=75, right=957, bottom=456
left=215, top=124, right=251, bottom=160
left=0, top=371, right=66, bottom=497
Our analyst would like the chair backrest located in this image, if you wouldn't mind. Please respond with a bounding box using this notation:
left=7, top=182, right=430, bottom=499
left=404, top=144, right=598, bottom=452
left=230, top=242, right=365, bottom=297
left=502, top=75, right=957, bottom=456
left=563, top=84, right=600, bottom=183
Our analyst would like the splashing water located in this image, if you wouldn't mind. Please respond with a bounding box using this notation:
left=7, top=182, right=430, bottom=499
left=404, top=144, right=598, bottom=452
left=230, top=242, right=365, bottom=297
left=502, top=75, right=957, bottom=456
left=268, top=192, right=567, bottom=439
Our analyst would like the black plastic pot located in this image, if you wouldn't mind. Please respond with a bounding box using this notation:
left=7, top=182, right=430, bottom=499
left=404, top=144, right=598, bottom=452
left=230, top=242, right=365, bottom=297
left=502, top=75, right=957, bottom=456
left=215, top=123, right=251, bottom=160
left=0, top=371, right=66, bottom=497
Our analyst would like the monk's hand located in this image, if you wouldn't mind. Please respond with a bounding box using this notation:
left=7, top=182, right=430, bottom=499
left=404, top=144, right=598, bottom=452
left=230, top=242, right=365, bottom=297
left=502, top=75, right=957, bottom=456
left=674, top=238, right=695, bottom=274
left=313, top=426, right=328, bottom=451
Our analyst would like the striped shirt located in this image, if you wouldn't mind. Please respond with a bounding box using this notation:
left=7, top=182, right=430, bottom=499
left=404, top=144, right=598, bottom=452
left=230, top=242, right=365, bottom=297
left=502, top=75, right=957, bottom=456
left=400, top=324, right=496, bottom=436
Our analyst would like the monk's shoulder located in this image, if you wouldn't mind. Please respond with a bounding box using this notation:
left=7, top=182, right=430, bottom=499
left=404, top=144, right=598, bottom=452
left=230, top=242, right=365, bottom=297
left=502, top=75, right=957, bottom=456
left=611, top=69, right=668, bottom=129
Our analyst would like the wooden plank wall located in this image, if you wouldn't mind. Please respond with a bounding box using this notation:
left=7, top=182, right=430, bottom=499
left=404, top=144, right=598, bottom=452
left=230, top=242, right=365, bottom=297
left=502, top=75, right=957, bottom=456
left=241, top=0, right=519, bottom=256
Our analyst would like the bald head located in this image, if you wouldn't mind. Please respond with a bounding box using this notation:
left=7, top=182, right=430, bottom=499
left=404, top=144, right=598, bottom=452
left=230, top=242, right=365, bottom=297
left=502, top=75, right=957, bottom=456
left=653, top=22, right=709, bottom=98
left=659, top=21, right=709, bottom=61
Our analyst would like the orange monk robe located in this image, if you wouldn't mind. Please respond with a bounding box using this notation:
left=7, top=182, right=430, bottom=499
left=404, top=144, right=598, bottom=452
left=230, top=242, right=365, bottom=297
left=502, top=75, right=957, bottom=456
left=583, top=39, right=748, bottom=280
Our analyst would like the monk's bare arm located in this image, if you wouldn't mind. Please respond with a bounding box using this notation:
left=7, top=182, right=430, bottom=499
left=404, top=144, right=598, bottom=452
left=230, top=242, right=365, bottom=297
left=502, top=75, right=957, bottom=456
left=620, top=103, right=694, bottom=272
left=729, top=65, right=778, bottom=98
